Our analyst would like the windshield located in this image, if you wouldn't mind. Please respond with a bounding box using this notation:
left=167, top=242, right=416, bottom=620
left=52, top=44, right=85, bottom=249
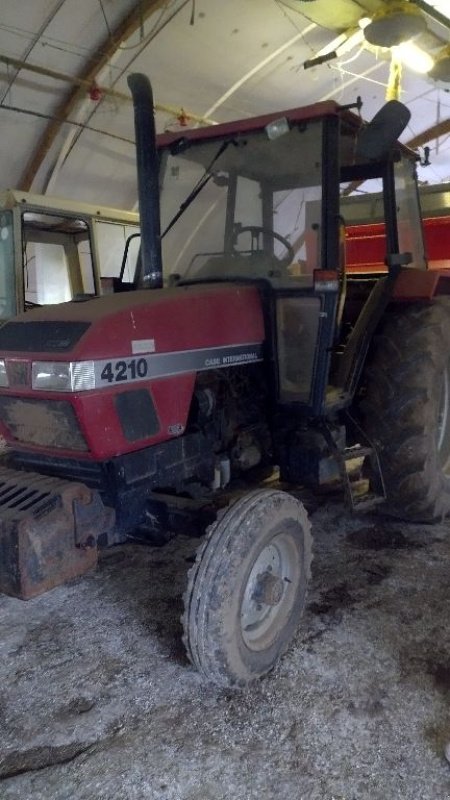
left=22, top=211, right=95, bottom=307
left=394, top=155, right=426, bottom=269
left=340, top=155, right=427, bottom=274
left=159, top=120, right=324, bottom=286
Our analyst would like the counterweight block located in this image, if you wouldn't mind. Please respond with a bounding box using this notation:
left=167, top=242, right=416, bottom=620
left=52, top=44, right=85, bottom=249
left=0, top=467, right=114, bottom=599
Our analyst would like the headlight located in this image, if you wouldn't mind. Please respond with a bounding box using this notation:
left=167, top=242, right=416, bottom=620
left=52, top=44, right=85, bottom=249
left=0, top=359, right=8, bottom=387
left=32, top=361, right=95, bottom=392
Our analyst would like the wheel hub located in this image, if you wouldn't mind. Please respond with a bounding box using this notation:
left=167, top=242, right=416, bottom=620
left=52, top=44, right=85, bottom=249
left=240, top=535, right=300, bottom=651
left=253, top=571, right=284, bottom=606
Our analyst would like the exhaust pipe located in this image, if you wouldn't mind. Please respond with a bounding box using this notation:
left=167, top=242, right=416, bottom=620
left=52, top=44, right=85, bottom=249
left=127, top=73, right=163, bottom=289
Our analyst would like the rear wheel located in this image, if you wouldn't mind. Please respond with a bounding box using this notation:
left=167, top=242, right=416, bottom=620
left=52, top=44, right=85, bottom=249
left=182, top=489, right=312, bottom=687
left=361, top=299, right=450, bottom=521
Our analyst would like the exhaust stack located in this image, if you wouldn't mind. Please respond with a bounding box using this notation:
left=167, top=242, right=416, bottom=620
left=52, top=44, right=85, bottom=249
left=127, top=73, right=163, bottom=289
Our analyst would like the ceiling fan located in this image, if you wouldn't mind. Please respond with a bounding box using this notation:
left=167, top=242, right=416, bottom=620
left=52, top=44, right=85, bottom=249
left=298, top=0, right=450, bottom=81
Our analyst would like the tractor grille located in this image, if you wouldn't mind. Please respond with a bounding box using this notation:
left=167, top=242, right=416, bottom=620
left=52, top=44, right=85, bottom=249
left=0, top=397, right=88, bottom=451
left=115, top=389, right=160, bottom=441
left=0, top=468, right=55, bottom=521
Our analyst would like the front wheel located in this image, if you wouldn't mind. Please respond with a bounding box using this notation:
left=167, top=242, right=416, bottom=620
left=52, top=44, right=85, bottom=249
left=361, top=299, right=450, bottom=522
left=182, top=489, right=312, bottom=687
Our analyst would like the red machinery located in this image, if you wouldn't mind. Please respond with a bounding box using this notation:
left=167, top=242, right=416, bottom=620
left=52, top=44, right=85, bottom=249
left=346, top=217, right=450, bottom=273
left=0, top=75, right=449, bottom=687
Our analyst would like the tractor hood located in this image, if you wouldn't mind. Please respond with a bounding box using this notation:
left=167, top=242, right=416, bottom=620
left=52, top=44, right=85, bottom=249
left=0, top=283, right=265, bottom=362
left=0, top=283, right=266, bottom=462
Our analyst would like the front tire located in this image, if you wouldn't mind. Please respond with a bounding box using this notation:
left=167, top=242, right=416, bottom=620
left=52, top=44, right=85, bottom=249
left=182, top=489, right=312, bottom=687
left=361, top=300, right=450, bottom=522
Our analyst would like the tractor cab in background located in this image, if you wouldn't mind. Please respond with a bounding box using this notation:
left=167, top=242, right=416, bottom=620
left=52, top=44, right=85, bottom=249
left=0, top=190, right=140, bottom=318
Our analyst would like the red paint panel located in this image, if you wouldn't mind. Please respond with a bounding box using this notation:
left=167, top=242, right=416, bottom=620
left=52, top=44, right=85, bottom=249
left=157, top=100, right=341, bottom=149
left=346, top=216, right=450, bottom=273
left=0, top=284, right=265, bottom=461
left=0, top=373, right=197, bottom=461
left=345, top=223, right=387, bottom=273
left=422, top=217, right=450, bottom=265
left=7, top=284, right=265, bottom=361
left=392, top=269, right=450, bottom=301
left=314, top=270, right=339, bottom=281
left=75, top=373, right=197, bottom=460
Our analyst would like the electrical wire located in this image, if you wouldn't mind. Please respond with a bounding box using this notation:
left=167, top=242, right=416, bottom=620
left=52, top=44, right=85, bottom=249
left=54, top=0, right=192, bottom=172
left=272, top=0, right=318, bottom=53
left=0, top=22, right=113, bottom=73
left=0, top=102, right=135, bottom=146
left=94, top=0, right=184, bottom=53
left=0, top=2, right=180, bottom=68
left=336, top=43, right=365, bottom=67
left=0, top=0, right=68, bottom=104
left=120, top=0, right=189, bottom=51
left=116, top=4, right=170, bottom=51
left=98, top=0, right=113, bottom=38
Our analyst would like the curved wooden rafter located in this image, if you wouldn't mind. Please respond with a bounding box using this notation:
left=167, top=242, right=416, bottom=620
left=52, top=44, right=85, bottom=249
left=19, top=0, right=169, bottom=191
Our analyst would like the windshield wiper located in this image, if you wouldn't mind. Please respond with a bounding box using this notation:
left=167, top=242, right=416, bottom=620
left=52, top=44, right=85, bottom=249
left=161, top=139, right=233, bottom=239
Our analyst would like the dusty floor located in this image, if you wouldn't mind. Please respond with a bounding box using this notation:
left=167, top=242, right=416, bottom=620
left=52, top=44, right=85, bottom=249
left=0, top=497, right=450, bottom=800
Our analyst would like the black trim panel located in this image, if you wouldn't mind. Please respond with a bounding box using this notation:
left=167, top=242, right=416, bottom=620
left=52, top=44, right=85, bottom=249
left=0, top=321, right=90, bottom=353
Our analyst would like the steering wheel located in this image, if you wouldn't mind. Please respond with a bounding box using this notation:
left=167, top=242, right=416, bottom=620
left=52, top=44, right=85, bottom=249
left=233, top=225, right=294, bottom=270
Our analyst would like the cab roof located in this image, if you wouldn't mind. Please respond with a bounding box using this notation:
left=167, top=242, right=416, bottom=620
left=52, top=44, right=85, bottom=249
left=157, top=100, right=345, bottom=151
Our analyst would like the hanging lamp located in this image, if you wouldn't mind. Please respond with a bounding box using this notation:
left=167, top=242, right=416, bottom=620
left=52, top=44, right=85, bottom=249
left=364, top=1, right=427, bottom=47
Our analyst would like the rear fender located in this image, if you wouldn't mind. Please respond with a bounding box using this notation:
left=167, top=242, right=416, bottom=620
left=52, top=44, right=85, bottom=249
left=392, top=269, right=450, bottom=302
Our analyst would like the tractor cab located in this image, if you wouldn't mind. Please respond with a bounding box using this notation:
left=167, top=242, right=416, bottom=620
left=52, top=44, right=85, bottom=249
left=157, top=98, right=424, bottom=417
left=0, top=190, right=141, bottom=319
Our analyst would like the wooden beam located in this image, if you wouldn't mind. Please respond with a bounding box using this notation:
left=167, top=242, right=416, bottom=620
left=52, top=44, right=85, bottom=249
left=406, top=118, right=450, bottom=150
left=19, top=0, right=170, bottom=191
left=0, top=53, right=214, bottom=126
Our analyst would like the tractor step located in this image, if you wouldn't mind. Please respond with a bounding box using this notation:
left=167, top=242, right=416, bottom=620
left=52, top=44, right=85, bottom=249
left=351, top=492, right=386, bottom=512
left=319, top=422, right=386, bottom=512
left=342, top=445, right=374, bottom=461
left=342, top=446, right=386, bottom=511
left=0, top=466, right=115, bottom=599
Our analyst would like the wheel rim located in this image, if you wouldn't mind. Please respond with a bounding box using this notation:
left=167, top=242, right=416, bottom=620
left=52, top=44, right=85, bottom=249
left=437, top=363, right=450, bottom=470
left=240, top=531, right=300, bottom=652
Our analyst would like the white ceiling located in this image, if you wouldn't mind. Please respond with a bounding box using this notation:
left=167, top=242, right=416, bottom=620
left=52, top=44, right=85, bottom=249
left=0, top=0, right=449, bottom=209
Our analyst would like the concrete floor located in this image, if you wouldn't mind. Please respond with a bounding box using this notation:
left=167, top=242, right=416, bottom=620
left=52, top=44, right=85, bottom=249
left=1, top=498, right=450, bottom=800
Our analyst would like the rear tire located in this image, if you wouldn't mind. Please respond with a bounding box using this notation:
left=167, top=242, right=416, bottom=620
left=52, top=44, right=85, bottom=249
left=361, top=300, right=450, bottom=522
left=182, top=489, right=312, bottom=688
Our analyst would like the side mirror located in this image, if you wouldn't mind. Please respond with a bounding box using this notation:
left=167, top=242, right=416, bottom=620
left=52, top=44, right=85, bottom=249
left=356, top=99, right=411, bottom=161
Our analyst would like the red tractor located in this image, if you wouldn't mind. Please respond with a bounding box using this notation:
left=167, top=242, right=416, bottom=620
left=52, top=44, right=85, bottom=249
left=0, top=75, right=449, bottom=687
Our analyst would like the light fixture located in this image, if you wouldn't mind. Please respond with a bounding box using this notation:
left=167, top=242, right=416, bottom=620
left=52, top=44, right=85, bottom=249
left=395, top=42, right=435, bottom=74
left=265, top=117, right=290, bottom=140
left=429, top=45, right=450, bottom=82
left=364, top=2, right=427, bottom=48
